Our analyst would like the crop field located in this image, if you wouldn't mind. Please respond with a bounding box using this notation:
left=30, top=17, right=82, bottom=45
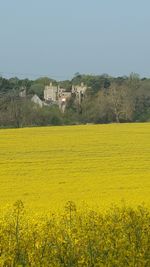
left=0, top=123, right=150, bottom=211
left=0, top=123, right=150, bottom=266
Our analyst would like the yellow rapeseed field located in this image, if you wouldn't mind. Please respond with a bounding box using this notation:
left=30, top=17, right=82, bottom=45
left=0, top=201, right=150, bottom=266
left=0, top=123, right=150, bottom=266
left=0, top=123, right=150, bottom=211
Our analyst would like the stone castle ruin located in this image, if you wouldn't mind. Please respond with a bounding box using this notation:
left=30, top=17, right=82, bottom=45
left=20, top=82, right=87, bottom=112
left=72, top=82, right=87, bottom=105
left=44, top=82, right=87, bottom=112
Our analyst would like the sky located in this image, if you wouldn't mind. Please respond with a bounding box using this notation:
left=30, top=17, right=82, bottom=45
left=0, top=0, right=150, bottom=80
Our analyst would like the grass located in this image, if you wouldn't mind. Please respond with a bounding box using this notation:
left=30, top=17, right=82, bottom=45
left=0, top=123, right=150, bottom=211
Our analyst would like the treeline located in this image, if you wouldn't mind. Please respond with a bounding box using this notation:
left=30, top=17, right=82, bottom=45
left=0, top=73, right=150, bottom=127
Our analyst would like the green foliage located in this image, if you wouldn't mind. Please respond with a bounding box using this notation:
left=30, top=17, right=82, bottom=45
left=28, top=77, right=57, bottom=98
left=1, top=73, right=150, bottom=127
left=72, top=74, right=111, bottom=94
left=29, top=83, right=44, bottom=99
left=0, top=77, right=32, bottom=93
left=59, top=80, right=72, bottom=91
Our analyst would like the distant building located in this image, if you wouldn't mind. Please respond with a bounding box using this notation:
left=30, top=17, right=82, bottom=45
left=43, top=82, right=87, bottom=112
left=58, top=90, right=72, bottom=113
left=44, top=83, right=72, bottom=112
left=31, top=94, right=44, bottom=108
left=44, top=82, right=57, bottom=102
left=72, top=83, right=87, bottom=104
left=19, top=87, right=26, bottom=98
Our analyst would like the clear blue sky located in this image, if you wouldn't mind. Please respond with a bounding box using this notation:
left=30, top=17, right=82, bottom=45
left=0, top=0, right=150, bottom=80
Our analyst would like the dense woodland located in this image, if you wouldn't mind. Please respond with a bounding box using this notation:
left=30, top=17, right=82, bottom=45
left=0, top=73, right=150, bottom=128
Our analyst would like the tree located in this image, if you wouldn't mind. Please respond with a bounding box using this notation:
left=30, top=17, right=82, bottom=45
left=29, top=83, right=44, bottom=99
left=107, top=83, right=135, bottom=122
